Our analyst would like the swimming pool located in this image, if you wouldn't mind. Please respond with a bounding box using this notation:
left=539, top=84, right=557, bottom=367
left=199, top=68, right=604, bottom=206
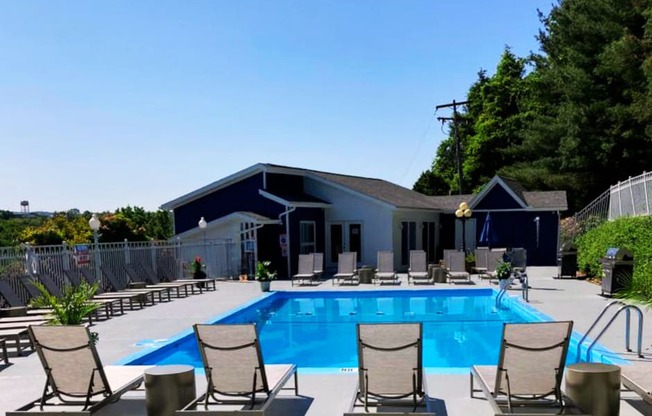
left=123, top=289, right=623, bottom=371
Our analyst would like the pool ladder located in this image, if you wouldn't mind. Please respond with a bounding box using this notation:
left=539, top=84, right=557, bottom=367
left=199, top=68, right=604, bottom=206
left=495, top=270, right=528, bottom=309
left=575, top=300, right=644, bottom=362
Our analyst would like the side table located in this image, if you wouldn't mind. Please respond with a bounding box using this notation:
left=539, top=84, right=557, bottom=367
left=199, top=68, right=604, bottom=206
left=565, top=363, right=620, bottom=416
left=144, top=365, right=196, bottom=416
left=358, top=266, right=374, bottom=284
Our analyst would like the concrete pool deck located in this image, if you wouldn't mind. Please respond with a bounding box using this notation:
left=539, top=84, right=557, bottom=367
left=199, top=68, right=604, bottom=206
left=1, top=267, right=651, bottom=415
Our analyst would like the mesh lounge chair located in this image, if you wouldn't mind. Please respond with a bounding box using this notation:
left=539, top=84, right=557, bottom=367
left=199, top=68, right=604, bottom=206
left=345, top=323, right=434, bottom=415
left=8, top=325, right=149, bottom=415
left=178, top=323, right=298, bottom=414
left=446, top=251, right=470, bottom=282
left=486, top=249, right=507, bottom=282
left=79, top=268, right=148, bottom=311
left=470, top=321, right=574, bottom=415
left=333, top=252, right=358, bottom=285
left=292, top=254, right=317, bottom=286
left=621, top=359, right=652, bottom=406
left=407, top=251, right=432, bottom=285
left=374, top=251, right=398, bottom=285
left=474, top=247, right=490, bottom=279
left=125, top=263, right=193, bottom=298
left=313, top=253, right=324, bottom=281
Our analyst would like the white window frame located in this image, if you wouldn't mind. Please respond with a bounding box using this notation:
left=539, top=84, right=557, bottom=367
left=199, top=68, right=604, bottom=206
left=299, top=221, right=316, bottom=254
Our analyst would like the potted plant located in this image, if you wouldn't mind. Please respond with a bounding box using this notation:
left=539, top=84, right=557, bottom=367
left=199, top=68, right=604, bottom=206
left=495, top=261, right=512, bottom=290
left=256, top=261, right=277, bottom=292
left=191, top=256, right=207, bottom=288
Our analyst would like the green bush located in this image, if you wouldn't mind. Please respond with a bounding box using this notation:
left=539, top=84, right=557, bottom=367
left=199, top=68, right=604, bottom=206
left=576, top=216, right=652, bottom=305
left=29, top=280, right=100, bottom=325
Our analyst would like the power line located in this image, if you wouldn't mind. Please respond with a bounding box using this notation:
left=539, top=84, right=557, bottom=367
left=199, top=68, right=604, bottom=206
left=435, top=99, right=469, bottom=195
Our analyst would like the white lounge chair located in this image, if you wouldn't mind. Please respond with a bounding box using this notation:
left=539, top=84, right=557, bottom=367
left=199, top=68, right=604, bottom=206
left=446, top=251, right=470, bottom=282
left=333, top=252, right=358, bottom=285
left=374, top=251, right=399, bottom=285
left=292, top=254, right=317, bottom=286
left=407, top=250, right=432, bottom=285
left=8, top=325, right=149, bottom=415
left=470, top=321, right=575, bottom=415
left=177, top=323, right=298, bottom=414
left=345, top=323, right=434, bottom=415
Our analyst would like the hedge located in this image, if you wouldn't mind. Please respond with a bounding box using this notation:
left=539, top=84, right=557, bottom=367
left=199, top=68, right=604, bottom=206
left=576, top=216, right=652, bottom=304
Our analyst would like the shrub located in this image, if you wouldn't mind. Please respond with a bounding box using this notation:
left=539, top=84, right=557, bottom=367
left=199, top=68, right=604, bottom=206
left=30, top=280, right=101, bottom=325
left=576, top=216, right=652, bottom=305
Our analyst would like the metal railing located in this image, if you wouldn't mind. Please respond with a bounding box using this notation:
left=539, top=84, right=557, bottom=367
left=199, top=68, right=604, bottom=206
left=0, top=238, right=237, bottom=308
left=575, top=300, right=644, bottom=362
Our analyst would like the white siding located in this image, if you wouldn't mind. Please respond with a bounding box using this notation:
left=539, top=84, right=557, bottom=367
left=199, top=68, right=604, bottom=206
left=305, top=177, right=393, bottom=267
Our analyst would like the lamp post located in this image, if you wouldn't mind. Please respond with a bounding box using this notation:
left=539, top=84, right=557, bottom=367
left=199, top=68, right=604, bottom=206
left=198, top=217, right=207, bottom=271
left=89, top=213, right=101, bottom=281
left=455, top=202, right=472, bottom=253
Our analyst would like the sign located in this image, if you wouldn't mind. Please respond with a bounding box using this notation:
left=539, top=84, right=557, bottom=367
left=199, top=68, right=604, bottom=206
left=279, top=234, right=288, bottom=257
left=73, top=244, right=90, bottom=265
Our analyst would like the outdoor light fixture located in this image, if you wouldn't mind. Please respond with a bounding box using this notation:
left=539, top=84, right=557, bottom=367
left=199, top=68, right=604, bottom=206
left=198, top=217, right=207, bottom=230
left=455, top=202, right=472, bottom=253
left=89, top=213, right=101, bottom=232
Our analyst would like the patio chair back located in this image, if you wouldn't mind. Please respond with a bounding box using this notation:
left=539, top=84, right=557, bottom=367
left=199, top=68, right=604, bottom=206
left=475, top=247, right=489, bottom=269
left=337, top=252, right=357, bottom=274
left=194, top=323, right=270, bottom=395
left=297, top=254, right=315, bottom=276
left=63, top=269, right=83, bottom=287
left=487, top=249, right=506, bottom=273
left=37, top=274, right=63, bottom=297
left=447, top=251, right=466, bottom=273
left=495, top=321, right=573, bottom=397
left=29, top=325, right=111, bottom=398
left=510, top=248, right=527, bottom=270
left=313, top=253, right=324, bottom=275
left=124, top=264, right=146, bottom=284
left=101, top=266, right=127, bottom=291
left=409, top=251, right=427, bottom=273
left=377, top=251, right=394, bottom=274
left=357, top=323, right=423, bottom=399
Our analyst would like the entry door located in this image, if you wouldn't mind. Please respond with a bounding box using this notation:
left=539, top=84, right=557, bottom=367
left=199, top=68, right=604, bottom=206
left=328, top=222, right=362, bottom=267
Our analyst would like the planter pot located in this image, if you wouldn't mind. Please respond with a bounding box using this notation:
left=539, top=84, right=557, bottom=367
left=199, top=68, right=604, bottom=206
left=259, top=281, right=271, bottom=292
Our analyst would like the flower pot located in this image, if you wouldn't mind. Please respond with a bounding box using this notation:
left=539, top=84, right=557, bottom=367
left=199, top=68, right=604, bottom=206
left=259, top=281, right=271, bottom=292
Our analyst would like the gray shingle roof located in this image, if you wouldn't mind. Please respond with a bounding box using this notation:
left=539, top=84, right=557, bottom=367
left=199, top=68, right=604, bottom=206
left=427, top=195, right=475, bottom=211
left=523, top=191, right=568, bottom=210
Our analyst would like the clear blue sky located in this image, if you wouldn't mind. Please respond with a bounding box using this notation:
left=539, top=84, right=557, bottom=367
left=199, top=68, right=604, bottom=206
left=0, top=0, right=553, bottom=213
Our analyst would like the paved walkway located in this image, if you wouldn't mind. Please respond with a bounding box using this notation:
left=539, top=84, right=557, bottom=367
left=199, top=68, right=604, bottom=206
left=1, top=267, right=652, bottom=415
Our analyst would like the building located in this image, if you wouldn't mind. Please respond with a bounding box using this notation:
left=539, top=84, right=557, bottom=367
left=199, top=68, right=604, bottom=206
left=160, top=164, right=567, bottom=277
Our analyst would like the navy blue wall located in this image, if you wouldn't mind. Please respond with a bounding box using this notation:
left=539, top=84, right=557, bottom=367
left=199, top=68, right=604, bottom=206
left=473, top=211, right=559, bottom=266
left=474, top=186, right=523, bottom=210
left=266, top=173, right=304, bottom=195
left=174, top=173, right=283, bottom=234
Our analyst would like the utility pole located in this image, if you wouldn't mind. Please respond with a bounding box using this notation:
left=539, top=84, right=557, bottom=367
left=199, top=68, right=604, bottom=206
left=436, top=99, right=469, bottom=195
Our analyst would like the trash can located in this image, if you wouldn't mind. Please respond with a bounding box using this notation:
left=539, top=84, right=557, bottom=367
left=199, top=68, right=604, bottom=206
left=358, top=266, right=374, bottom=284
left=556, top=243, right=577, bottom=279
left=565, top=363, right=620, bottom=416
left=601, top=247, right=634, bottom=297
left=145, top=365, right=196, bottom=416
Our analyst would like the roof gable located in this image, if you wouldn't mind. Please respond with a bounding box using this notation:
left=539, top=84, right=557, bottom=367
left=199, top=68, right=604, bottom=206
left=471, top=176, right=528, bottom=210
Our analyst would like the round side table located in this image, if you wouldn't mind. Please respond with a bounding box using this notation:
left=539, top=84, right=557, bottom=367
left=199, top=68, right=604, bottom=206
left=565, top=363, right=620, bottom=416
left=144, top=364, right=196, bottom=416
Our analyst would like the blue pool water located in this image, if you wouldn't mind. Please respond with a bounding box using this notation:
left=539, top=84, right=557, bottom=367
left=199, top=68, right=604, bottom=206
left=124, top=289, right=622, bottom=370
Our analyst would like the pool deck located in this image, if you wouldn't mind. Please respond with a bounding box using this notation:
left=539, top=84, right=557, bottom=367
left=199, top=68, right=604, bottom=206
left=1, top=267, right=652, bottom=415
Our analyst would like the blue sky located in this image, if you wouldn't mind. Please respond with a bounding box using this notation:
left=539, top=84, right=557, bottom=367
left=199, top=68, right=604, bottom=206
left=0, top=0, right=553, bottom=213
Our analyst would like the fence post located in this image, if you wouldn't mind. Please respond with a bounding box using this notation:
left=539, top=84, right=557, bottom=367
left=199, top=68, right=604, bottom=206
left=645, top=171, right=650, bottom=215
left=124, top=239, right=130, bottom=265
left=150, top=239, right=157, bottom=273
left=630, top=176, right=636, bottom=216
left=618, top=181, right=623, bottom=217
left=62, top=241, right=71, bottom=271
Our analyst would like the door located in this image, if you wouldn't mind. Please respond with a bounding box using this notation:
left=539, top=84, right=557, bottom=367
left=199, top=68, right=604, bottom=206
left=328, top=222, right=362, bottom=267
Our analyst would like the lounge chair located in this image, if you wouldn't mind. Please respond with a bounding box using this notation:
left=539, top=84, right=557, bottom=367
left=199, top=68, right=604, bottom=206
left=407, top=250, right=432, bottom=285
left=8, top=325, right=149, bottom=415
left=292, top=254, right=317, bottom=286
left=101, top=266, right=168, bottom=304
left=374, top=251, right=398, bottom=285
left=147, top=262, right=217, bottom=292
left=446, top=251, right=470, bottom=282
left=79, top=268, right=149, bottom=310
left=0, top=327, right=32, bottom=356
left=486, top=249, right=507, bottom=282
left=125, top=263, right=194, bottom=298
left=313, top=253, right=324, bottom=281
left=177, top=323, right=299, bottom=414
left=621, top=359, right=652, bottom=405
left=0, top=278, right=51, bottom=315
left=333, top=252, right=359, bottom=285
left=470, top=321, right=574, bottom=415
left=345, top=323, right=434, bottom=415
left=473, top=247, right=489, bottom=278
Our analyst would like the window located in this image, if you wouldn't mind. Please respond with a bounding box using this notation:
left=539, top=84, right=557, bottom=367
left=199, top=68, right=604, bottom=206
left=400, top=221, right=417, bottom=266
left=299, top=221, right=316, bottom=254
left=422, top=221, right=436, bottom=263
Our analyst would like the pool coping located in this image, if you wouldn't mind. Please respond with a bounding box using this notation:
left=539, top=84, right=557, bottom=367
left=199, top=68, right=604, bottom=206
left=117, top=288, right=627, bottom=372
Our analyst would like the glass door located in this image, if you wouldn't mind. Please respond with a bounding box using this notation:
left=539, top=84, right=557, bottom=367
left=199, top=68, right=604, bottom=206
left=328, top=222, right=362, bottom=267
